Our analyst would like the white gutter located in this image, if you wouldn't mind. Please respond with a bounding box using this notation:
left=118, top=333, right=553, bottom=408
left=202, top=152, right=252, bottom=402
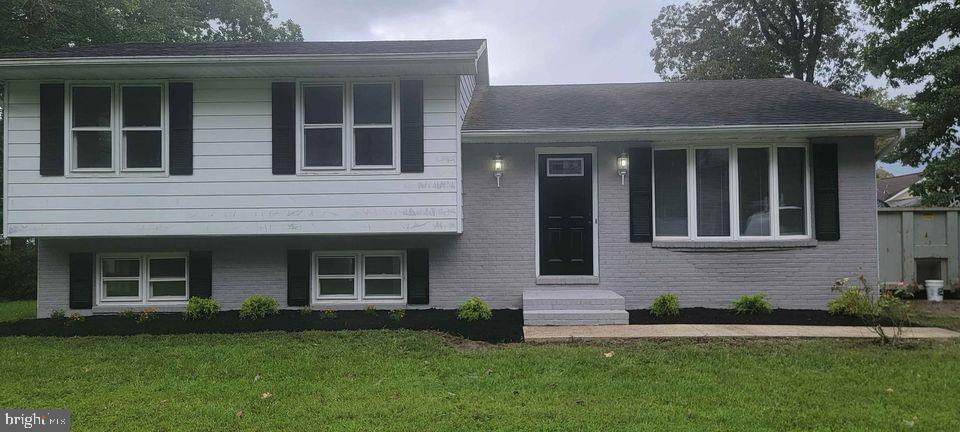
left=877, top=127, right=909, bottom=158
left=461, top=121, right=924, bottom=143
left=0, top=51, right=481, bottom=68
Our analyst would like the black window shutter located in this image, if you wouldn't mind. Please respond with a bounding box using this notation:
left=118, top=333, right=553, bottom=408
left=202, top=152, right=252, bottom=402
left=812, top=142, right=841, bottom=241
left=189, top=251, right=212, bottom=298
left=272, top=82, right=296, bottom=175
left=287, top=249, right=310, bottom=306
left=169, top=82, right=194, bottom=175
left=69, top=253, right=94, bottom=309
left=629, top=146, right=653, bottom=242
left=400, top=80, right=424, bottom=173
left=406, top=249, right=429, bottom=305
left=39, top=83, right=65, bottom=176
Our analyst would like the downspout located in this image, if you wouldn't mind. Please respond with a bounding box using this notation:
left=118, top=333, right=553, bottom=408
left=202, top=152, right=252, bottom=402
left=876, top=127, right=907, bottom=159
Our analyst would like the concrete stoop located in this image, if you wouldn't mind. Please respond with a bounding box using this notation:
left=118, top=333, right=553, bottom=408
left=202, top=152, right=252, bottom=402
left=522, top=289, right=629, bottom=326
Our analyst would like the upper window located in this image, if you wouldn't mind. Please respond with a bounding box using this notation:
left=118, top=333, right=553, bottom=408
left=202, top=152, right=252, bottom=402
left=653, top=144, right=810, bottom=240
left=300, top=81, right=397, bottom=172
left=69, top=83, right=166, bottom=174
left=98, top=253, right=188, bottom=304
left=313, top=251, right=405, bottom=303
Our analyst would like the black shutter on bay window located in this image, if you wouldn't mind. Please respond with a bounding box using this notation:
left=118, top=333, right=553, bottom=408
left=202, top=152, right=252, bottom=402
left=169, top=82, right=194, bottom=175
left=406, top=249, right=429, bottom=305
left=629, top=146, right=653, bottom=242
left=189, top=251, right=212, bottom=298
left=399, top=80, right=424, bottom=173
left=39, top=83, right=65, bottom=176
left=272, top=82, right=296, bottom=175
left=69, top=253, right=94, bottom=310
left=287, top=250, right=310, bottom=307
left=812, top=142, right=841, bottom=241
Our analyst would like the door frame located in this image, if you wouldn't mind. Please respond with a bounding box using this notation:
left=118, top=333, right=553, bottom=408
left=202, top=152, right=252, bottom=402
left=534, top=146, right=600, bottom=278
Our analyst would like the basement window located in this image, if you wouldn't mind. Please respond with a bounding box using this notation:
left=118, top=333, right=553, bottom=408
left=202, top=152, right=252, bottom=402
left=312, top=251, right=405, bottom=303
left=97, top=253, right=188, bottom=304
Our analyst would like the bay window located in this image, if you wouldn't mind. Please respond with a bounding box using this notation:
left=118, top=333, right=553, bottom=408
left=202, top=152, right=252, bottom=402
left=98, top=253, right=188, bottom=304
left=313, top=251, right=405, bottom=302
left=653, top=144, right=810, bottom=240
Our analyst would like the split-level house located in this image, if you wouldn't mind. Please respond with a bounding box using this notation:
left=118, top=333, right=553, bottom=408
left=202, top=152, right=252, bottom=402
left=1, top=39, right=921, bottom=325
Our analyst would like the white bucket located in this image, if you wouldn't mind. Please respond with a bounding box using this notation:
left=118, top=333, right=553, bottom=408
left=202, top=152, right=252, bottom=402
left=925, top=280, right=944, bottom=302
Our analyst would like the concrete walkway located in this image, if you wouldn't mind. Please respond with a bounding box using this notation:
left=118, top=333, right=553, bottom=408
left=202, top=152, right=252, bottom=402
left=524, top=324, right=960, bottom=341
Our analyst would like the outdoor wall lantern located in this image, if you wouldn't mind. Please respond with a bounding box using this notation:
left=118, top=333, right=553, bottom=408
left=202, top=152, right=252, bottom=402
left=617, top=152, right=629, bottom=185
left=493, top=153, right=504, bottom=188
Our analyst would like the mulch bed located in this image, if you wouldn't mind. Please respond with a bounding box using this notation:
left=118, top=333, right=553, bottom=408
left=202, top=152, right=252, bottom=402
left=629, top=308, right=910, bottom=326
left=0, top=309, right=524, bottom=343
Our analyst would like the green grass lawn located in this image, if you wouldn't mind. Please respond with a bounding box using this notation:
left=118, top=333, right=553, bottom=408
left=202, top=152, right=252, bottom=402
left=0, top=300, right=36, bottom=322
left=1, top=330, right=958, bottom=431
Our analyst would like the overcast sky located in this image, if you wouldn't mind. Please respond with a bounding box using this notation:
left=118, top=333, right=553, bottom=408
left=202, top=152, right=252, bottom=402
left=270, top=0, right=919, bottom=174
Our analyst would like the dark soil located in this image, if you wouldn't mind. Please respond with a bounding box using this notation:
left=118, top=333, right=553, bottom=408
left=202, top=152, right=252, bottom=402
left=629, top=308, right=910, bottom=326
left=0, top=309, right=524, bottom=343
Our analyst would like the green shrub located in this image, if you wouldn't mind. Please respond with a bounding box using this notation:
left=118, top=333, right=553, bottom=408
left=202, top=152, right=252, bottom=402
left=239, top=295, right=278, bottom=320
left=0, top=241, right=37, bottom=301
left=731, top=294, right=773, bottom=315
left=50, top=309, right=66, bottom=320
left=828, top=288, right=870, bottom=316
left=650, top=293, right=681, bottom=317
left=457, top=297, right=492, bottom=322
left=184, top=297, right=220, bottom=320
left=136, top=308, right=159, bottom=323
left=118, top=309, right=135, bottom=319
left=388, top=309, right=406, bottom=321
left=320, top=309, right=337, bottom=320
left=831, top=275, right=913, bottom=345
left=363, top=305, right=378, bottom=316
left=299, top=306, right=313, bottom=316
left=66, top=312, right=85, bottom=325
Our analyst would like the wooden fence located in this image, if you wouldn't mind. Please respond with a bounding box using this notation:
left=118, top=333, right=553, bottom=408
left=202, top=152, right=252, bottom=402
left=879, top=208, right=959, bottom=289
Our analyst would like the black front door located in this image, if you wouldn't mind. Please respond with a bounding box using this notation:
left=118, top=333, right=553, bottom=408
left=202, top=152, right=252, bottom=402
left=538, top=153, right=594, bottom=276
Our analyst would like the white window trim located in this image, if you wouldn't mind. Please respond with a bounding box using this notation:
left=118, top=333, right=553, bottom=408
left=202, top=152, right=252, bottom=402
left=296, top=79, right=401, bottom=175
left=65, top=81, right=169, bottom=177
left=652, top=143, right=813, bottom=242
left=311, top=250, right=406, bottom=304
left=96, top=252, right=189, bottom=306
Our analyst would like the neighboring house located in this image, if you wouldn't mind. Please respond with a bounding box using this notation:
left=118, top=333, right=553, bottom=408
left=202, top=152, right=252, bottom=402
left=0, top=39, right=922, bottom=324
left=877, top=172, right=923, bottom=207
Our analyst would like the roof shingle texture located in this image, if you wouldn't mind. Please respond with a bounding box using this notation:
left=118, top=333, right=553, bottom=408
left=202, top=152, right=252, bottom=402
left=462, top=79, right=912, bottom=130
left=0, top=39, right=486, bottom=59
left=877, top=172, right=923, bottom=201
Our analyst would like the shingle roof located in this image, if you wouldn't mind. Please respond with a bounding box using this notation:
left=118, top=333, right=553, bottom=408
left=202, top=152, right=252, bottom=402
left=462, top=78, right=913, bottom=131
left=0, top=39, right=486, bottom=59
left=877, top=172, right=923, bottom=201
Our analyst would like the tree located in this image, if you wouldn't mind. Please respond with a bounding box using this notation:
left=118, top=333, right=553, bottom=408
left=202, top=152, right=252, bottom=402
left=861, top=0, right=959, bottom=206
left=651, top=0, right=865, bottom=92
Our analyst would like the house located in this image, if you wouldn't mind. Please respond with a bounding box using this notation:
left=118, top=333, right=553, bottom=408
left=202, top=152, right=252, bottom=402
left=1, top=39, right=922, bottom=325
left=877, top=172, right=923, bottom=207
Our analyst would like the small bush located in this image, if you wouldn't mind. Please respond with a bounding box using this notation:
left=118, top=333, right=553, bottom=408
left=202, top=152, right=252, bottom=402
left=66, top=312, right=85, bottom=325
left=363, top=305, right=378, bottom=316
left=731, top=294, right=773, bottom=315
left=50, top=309, right=66, bottom=320
left=388, top=309, right=406, bottom=321
left=831, top=275, right=913, bottom=345
left=828, top=287, right=870, bottom=316
left=320, top=309, right=337, bottom=320
left=137, top=308, right=159, bottom=323
left=184, top=297, right=220, bottom=320
left=239, top=295, right=278, bottom=320
left=118, top=309, right=135, bottom=319
left=650, top=293, right=681, bottom=317
left=299, top=306, right=313, bottom=316
left=457, top=297, right=492, bottom=322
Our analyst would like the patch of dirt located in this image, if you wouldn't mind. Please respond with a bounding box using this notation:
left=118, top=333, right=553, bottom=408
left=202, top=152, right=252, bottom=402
left=910, top=300, right=960, bottom=316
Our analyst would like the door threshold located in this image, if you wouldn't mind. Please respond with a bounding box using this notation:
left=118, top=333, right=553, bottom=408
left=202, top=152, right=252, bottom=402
left=535, top=275, right=600, bottom=285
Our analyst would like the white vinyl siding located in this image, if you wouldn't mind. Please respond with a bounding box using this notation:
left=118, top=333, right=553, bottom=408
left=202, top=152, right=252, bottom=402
left=3, top=77, right=461, bottom=237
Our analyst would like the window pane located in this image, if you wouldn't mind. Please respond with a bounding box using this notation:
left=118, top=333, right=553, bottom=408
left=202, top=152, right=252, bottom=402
left=75, top=131, right=113, bottom=168
left=365, top=279, right=401, bottom=297
left=738, top=148, right=770, bottom=236
left=304, top=86, right=343, bottom=124
left=318, top=278, right=354, bottom=296
left=151, top=281, right=186, bottom=297
left=365, top=256, right=401, bottom=275
left=696, top=148, right=730, bottom=237
left=778, top=147, right=807, bottom=235
left=354, top=128, right=392, bottom=166
left=125, top=131, right=162, bottom=168
left=654, top=150, right=688, bottom=236
left=317, top=257, right=355, bottom=276
left=104, top=280, right=140, bottom=297
left=102, top=258, right=140, bottom=278
left=353, top=83, right=392, bottom=124
left=304, top=129, right=343, bottom=167
left=72, top=87, right=111, bottom=127
left=150, top=258, right=186, bottom=278
left=122, top=86, right=161, bottom=127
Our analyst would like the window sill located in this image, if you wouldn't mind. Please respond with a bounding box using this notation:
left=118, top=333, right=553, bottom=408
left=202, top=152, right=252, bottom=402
left=93, top=303, right=186, bottom=314
left=652, top=238, right=817, bottom=251
left=535, top=275, right=600, bottom=285
left=308, top=302, right=407, bottom=310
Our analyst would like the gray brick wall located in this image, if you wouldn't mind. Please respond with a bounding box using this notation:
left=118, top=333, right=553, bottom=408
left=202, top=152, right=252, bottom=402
left=36, top=137, right=878, bottom=316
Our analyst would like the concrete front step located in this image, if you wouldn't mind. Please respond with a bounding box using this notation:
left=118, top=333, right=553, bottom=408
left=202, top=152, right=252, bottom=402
left=523, top=309, right=630, bottom=326
left=523, top=289, right=626, bottom=311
